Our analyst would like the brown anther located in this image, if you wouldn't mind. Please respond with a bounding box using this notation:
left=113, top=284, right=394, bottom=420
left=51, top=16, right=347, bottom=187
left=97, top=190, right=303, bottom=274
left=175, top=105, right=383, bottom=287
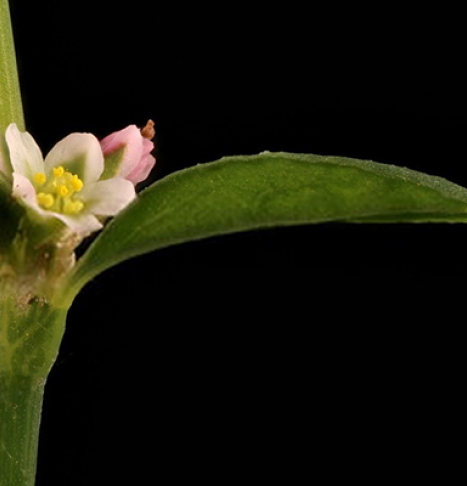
left=141, top=119, right=156, bottom=140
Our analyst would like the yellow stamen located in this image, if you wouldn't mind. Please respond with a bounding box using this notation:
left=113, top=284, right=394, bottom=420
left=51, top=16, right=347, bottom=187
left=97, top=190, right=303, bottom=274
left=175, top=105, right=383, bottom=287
left=57, top=185, right=69, bottom=197
left=37, top=192, right=55, bottom=209
left=34, top=173, right=47, bottom=185
left=53, top=166, right=65, bottom=178
left=64, top=200, right=84, bottom=214
left=70, top=175, right=84, bottom=192
left=35, top=165, right=85, bottom=215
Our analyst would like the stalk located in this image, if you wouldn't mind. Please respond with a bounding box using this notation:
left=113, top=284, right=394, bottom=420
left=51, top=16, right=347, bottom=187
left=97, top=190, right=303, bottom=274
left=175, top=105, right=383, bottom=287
left=0, top=375, right=45, bottom=486
left=0, top=285, right=69, bottom=486
left=0, top=0, right=25, bottom=132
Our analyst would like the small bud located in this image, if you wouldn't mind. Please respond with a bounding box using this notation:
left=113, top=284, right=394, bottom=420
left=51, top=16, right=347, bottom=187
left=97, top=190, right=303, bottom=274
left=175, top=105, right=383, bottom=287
left=100, top=123, right=156, bottom=185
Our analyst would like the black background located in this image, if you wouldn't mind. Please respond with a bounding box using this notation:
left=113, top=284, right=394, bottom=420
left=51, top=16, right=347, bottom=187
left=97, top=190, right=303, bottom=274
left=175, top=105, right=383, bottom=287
left=8, top=1, right=466, bottom=483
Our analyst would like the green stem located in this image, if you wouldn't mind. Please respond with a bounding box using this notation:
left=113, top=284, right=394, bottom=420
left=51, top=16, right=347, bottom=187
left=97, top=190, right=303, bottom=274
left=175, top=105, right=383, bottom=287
left=0, top=376, right=45, bottom=486
left=0, top=286, right=69, bottom=486
left=0, top=0, right=25, bottom=132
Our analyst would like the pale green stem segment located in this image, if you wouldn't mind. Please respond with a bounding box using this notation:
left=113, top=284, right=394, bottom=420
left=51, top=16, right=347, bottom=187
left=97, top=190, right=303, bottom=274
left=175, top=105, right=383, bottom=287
left=0, top=286, right=68, bottom=486
left=0, top=0, right=25, bottom=133
left=0, top=376, right=45, bottom=486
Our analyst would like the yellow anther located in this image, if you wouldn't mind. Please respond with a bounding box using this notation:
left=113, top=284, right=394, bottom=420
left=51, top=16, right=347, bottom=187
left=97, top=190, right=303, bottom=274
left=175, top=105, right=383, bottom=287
left=34, top=173, right=47, bottom=185
left=36, top=165, right=85, bottom=214
left=71, top=175, right=84, bottom=192
left=37, top=192, right=55, bottom=209
left=64, top=200, right=84, bottom=214
left=57, top=185, right=69, bottom=197
left=53, top=166, right=65, bottom=178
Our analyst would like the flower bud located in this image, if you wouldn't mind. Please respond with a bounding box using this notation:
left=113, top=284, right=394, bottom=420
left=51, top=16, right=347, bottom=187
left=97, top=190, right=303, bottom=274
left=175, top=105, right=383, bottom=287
left=100, top=122, right=156, bottom=185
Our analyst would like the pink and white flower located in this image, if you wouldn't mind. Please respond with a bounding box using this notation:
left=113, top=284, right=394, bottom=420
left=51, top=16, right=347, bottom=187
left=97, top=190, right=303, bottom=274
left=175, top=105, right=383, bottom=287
left=1, top=123, right=138, bottom=236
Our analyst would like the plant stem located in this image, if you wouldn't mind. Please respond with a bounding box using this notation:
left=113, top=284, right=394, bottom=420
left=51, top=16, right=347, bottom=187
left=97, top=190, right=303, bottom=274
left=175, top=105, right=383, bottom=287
left=0, top=376, right=45, bottom=486
left=0, top=0, right=25, bottom=132
left=0, top=286, right=69, bottom=486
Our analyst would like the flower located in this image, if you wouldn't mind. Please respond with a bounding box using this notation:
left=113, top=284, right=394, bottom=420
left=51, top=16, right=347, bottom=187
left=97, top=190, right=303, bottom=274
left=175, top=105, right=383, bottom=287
left=100, top=121, right=156, bottom=185
left=1, top=123, right=137, bottom=236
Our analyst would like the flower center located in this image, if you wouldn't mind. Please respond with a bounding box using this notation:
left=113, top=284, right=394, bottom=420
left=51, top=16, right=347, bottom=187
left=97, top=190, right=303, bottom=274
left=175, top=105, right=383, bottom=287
left=34, top=166, right=85, bottom=214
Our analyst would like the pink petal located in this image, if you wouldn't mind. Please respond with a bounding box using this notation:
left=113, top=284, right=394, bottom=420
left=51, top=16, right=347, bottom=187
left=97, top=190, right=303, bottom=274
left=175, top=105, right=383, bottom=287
left=126, top=151, right=156, bottom=185
left=101, top=125, right=143, bottom=179
left=100, top=124, right=156, bottom=185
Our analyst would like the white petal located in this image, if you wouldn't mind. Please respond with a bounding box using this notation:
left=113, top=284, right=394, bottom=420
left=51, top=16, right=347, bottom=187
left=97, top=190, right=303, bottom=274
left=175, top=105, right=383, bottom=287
left=12, top=172, right=39, bottom=207
left=44, top=133, right=104, bottom=184
left=12, top=172, right=102, bottom=236
left=52, top=212, right=103, bottom=235
left=6, top=124, right=44, bottom=179
left=82, top=177, right=136, bottom=216
left=11, top=172, right=60, bottom=222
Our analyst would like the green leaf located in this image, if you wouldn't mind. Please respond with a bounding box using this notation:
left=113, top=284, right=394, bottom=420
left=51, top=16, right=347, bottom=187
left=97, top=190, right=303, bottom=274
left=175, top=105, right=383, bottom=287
left=0, top=0, right=25, bottom=133
left=62, top=152, right=467, bottom=301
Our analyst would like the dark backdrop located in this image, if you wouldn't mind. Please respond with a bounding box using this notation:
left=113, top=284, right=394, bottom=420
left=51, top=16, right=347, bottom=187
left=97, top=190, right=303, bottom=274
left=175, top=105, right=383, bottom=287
left=9, top=1, right=466, bottom=483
